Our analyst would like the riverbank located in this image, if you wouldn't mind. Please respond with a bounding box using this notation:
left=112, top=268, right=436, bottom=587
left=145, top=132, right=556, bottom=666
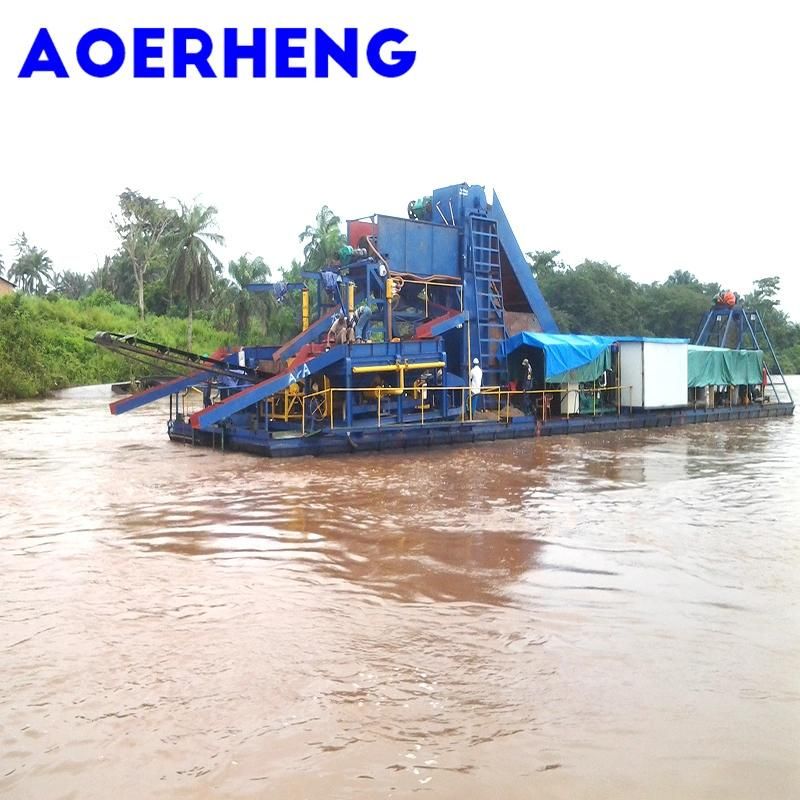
left=0, top=293, right=237, bottom=400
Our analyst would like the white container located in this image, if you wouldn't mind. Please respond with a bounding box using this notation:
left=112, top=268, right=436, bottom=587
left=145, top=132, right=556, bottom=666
left=561, top=382, right=580, bottom=415
left=618, top=341, right=688, bottom=409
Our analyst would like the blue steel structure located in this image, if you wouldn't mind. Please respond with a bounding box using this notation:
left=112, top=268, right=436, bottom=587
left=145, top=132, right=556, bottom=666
left=694, top=303, right=793, bottom=404
left=99, top=184, right=794, bottom=457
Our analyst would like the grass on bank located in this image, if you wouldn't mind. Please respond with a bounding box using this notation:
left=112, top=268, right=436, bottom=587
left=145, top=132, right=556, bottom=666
left=0, top=291, right=238, bottom=400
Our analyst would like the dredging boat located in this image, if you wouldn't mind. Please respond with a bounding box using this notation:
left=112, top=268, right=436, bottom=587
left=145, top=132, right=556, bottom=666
left=95, top=183, right=794, bottom=457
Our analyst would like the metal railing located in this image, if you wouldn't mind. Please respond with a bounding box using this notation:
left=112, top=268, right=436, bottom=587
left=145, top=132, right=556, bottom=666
left=181, top=378, right=786, bottom=435
left=180, top=386, right=205, bottom=416
left=295, top=384, right=634, bottom=434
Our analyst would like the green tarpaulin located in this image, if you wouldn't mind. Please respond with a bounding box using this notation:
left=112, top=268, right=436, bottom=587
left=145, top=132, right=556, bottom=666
left=687, top=346, right=763, bottom=387
left=549, top=348, right=612, bottom=384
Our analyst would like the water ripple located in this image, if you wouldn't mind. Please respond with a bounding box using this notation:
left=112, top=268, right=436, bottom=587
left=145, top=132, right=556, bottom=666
left=0, top=382, right=798, bottom=798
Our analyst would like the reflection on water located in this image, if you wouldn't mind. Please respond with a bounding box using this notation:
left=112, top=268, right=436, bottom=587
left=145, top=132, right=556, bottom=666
left=1, top=382, right=799, bottom=799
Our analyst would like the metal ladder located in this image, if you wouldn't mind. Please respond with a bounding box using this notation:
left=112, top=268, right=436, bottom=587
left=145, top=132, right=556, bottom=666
left=469, top=215, right=507, bottom=389
left=742, top=308, right=793, bottom=404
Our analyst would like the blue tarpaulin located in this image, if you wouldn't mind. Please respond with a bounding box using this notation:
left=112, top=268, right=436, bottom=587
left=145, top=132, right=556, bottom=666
left=501, top=332, right=690, bottom=382
left=501, top=332, right=617, bottom=380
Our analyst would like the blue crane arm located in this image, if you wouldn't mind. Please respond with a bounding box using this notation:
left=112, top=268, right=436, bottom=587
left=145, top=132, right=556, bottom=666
left=190, top=345, right=348, bottom=430
left=110, top=370, right=215, bottom=415
left=489, top=191, right=558, bottom=333
left=273, top=312, right=336, bottom=361
left=108, top=345, right=236, bottom=415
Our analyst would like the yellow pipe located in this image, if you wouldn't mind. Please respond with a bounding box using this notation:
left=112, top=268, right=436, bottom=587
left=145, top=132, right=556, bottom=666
left=352, top=361, right=445, bottom=374
left=347, top=283, right=355, bottom=314
left=301, top=287, right=309, bottom=331
left=352, top=361, right=445, bottom=398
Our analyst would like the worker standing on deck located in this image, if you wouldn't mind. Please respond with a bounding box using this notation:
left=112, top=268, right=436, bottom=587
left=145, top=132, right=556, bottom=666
left=521, top=357, right=533, bottom=415
left=202, top=379, right=213, bottom=408
left=469, top=357, right=483, bottom=418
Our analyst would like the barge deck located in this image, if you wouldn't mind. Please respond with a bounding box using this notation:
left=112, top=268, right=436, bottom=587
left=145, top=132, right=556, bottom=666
left=167, top=401, right=794, bottom=458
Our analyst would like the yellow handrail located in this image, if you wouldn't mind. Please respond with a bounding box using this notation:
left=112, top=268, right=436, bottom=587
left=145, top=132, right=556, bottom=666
left=287, top=383, right=636, bottom=432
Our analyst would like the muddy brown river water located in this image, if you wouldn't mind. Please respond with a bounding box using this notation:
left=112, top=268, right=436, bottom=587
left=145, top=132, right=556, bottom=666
left=1, top=382, right=799, bottom=799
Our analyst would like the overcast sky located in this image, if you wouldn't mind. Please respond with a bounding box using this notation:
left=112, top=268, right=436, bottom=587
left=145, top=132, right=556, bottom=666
left=1, top=1, right=798, bottom=323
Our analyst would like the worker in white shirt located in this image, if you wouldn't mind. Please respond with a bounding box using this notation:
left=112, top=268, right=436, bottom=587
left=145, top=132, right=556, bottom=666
left=327, top=313, right=348, bottom=346
left=469, top=357, right=482, bottom=418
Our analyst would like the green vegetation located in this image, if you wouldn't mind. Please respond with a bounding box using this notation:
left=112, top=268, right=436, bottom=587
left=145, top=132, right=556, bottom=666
left=6, top=233, right=53, bottom=294
left=529, top=252, right=800, bottom=373
left=0, top=292, right=237, bottom=400
left=166, top=202, right=225, bottom=349
left=299, top=205, right=345, bottom=269
left=112, top=190, right=175, bottom=320
left=0, top=189, right=342, bottom=400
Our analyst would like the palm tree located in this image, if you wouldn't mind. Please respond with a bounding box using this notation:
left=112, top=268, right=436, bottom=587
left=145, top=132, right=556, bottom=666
left=89, top=258, right=112, bottom=293
left=299, top=206, right=345, bottom=270
left=168, top=202, right=224, bottom=349
left=228, top=254, right=271, bottom=340
left=8, top=234, right=53, bottom=294
left=210, top=271, right=236, bottom=333
left=56, top=270, right=90, bottom=299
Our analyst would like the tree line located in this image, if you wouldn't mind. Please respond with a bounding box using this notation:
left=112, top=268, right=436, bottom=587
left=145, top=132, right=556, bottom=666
left=528, top=251, right=800, bottom=372
left=2, top=194, right=799, bottom=372
left=1, top=191, right=346, bottom=350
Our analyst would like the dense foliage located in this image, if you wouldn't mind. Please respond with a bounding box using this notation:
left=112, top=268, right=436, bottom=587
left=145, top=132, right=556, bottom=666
left=0, top=293, right=236, bottom=400
left=0, top=191, right=345, bottom=399
left=529, top=251, right=800, bottom=373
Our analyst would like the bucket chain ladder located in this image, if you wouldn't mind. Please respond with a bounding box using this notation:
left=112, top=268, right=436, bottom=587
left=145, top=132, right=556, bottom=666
left=469, top=215, right=507, bottom=388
